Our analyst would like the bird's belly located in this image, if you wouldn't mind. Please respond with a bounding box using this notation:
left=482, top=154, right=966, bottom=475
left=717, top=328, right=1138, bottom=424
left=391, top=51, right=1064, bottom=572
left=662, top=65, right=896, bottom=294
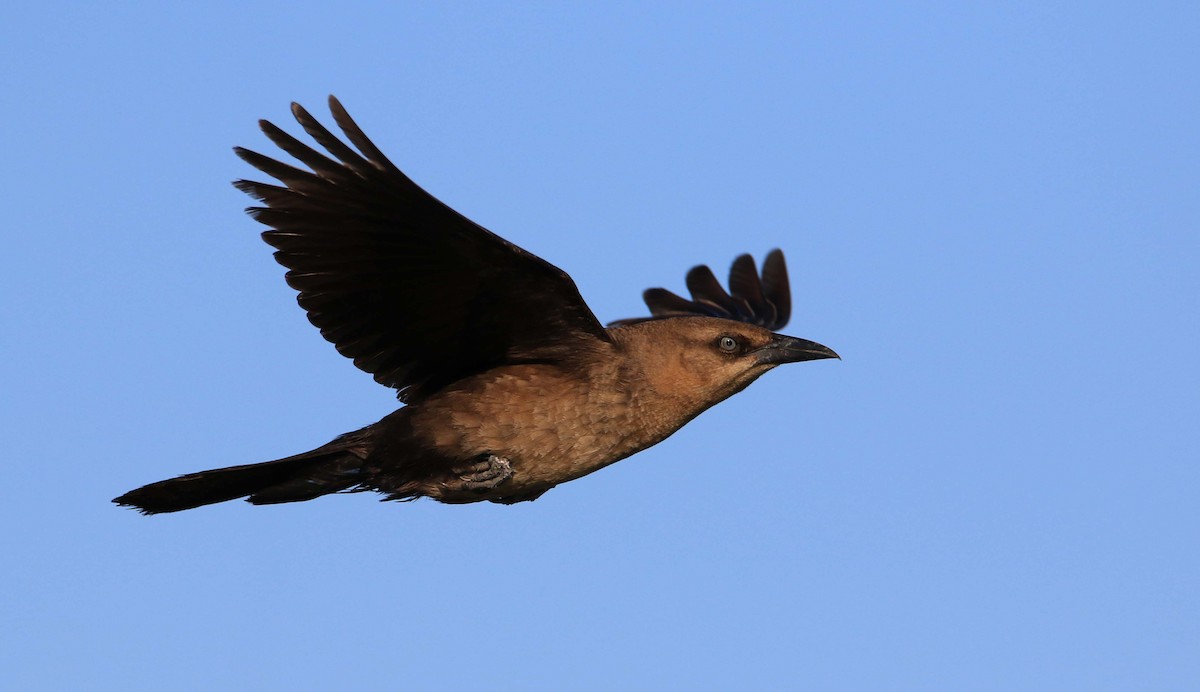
left=414, top=367, right=676, bottom=500
left=505, top=433, right=637, bottom=488
left=489, top=406, right=677, bottom=494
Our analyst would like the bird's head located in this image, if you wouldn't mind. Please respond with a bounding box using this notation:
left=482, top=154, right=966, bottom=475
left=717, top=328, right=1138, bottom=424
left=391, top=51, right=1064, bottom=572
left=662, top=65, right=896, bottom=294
left=607, top=249, right=837, bottom=414
left=610, top=316, right=838, bottom=412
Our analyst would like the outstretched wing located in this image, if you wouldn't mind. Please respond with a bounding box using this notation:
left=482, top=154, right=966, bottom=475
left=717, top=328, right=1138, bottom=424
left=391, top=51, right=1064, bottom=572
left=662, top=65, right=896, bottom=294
left=612, top=249, right=792, bottom=331
left=235, top=97, right=609, bottom=403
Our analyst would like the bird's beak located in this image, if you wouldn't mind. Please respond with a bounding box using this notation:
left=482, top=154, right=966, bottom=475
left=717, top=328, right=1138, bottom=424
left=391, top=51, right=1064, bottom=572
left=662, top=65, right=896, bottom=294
left=754, top=334, right=840, bottom=365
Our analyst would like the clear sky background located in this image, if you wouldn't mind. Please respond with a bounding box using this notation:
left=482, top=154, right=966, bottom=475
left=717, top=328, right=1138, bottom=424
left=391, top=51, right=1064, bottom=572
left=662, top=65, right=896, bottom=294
left=3, top=3, right=1197, bottom=690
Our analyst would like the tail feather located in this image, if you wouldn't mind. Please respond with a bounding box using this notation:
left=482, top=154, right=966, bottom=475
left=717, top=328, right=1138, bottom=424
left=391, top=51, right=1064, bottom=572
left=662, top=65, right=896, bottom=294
left=113, top=430, right=373, bottom=514
left=245, top=454, right=365, bottom=505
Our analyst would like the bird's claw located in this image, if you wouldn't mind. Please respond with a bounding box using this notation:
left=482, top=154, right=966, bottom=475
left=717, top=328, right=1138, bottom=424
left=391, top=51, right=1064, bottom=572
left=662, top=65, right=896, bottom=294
left=452, top=454, right=513, bottom=493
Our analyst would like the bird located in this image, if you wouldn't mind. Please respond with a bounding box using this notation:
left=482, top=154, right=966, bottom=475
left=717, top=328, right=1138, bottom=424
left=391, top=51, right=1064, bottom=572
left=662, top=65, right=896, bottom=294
left=113, top=96, right=838, bottom=514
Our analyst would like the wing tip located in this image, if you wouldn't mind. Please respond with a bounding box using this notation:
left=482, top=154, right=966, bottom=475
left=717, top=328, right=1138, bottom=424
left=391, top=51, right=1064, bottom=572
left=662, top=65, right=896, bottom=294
left=616, top=250, right=793, bottom=330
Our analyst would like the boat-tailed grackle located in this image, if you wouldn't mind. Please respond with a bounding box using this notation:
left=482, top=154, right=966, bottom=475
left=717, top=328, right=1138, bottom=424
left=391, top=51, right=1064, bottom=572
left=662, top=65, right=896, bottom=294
left=114, top=97, right=838, bottom=514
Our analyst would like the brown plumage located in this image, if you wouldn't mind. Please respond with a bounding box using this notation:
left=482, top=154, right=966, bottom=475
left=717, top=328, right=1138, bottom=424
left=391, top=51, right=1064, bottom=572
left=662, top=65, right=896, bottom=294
left=113, top=97, right=838, bottom=514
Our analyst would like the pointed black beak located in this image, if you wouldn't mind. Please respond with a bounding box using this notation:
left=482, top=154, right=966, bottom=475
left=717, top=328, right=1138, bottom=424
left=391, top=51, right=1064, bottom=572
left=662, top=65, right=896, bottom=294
left=754, top=334, right=840, bottom=365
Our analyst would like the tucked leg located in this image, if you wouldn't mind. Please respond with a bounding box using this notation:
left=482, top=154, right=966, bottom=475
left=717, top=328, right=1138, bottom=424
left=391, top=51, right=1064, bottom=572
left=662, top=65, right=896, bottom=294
left=451, top=453, right=513, bottom=493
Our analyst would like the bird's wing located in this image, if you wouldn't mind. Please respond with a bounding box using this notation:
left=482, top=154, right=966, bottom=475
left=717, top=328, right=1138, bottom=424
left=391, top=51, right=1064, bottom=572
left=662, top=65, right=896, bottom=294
left=235, top=97, right=610, bottom=403
left=611, top=250, right=791, bottom=330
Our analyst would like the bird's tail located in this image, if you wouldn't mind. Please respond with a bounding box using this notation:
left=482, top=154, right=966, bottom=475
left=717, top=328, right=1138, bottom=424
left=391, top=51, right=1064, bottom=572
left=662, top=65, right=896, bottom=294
left=113, top=429, right=374, bottom=514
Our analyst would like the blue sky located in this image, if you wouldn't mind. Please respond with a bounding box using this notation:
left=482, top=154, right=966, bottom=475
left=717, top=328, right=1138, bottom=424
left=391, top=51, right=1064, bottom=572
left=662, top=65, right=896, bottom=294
left=3, top=2, right=1197, bottom=690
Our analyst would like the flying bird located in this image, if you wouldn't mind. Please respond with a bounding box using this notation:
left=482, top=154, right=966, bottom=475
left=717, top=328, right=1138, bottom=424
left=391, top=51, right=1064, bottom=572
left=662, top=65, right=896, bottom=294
left=114, top=97, right=838, bottom=514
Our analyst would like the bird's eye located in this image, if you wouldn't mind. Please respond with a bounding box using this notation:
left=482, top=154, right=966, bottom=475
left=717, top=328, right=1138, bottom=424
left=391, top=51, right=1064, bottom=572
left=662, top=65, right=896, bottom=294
left=717, top=335, right=740, bottom=353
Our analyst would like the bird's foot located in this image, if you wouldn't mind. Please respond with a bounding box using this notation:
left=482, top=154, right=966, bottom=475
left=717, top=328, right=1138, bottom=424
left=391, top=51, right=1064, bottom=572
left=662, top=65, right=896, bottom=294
left=452, top=454, right=513, bottom=493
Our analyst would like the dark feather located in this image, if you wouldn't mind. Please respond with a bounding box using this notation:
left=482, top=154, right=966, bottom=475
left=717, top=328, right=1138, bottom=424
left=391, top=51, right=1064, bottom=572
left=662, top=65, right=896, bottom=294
left=611, top=249, right=792, bottom=330
left=760, top=249, right=791, bottom=328
left=234, top=96, right=610, bottom=403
